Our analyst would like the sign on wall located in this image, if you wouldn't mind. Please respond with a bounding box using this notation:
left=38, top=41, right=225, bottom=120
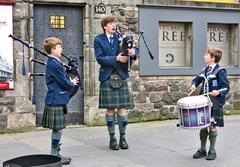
left=0, top=2, right=15, bottom=90
left=188, top=0, right=236, bottom=3
left=94, top=4, right=106, bottom=14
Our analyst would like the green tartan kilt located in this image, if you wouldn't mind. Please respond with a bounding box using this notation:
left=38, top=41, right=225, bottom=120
left=42, top=105, right=67, bottom=130
left=211, top=102, right=224, bottom=127
left=99, top=78, right=133, bottom=109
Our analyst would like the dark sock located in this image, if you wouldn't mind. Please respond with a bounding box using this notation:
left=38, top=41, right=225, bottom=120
left=106, top=114, right=115, bottom=138
left=209, top=131, right=218, bottom=150
left=51, top=130, right=62, bottom=155
left=117, top=114, right=128, bottom=138
left=200, top=129, right=208, bottom=151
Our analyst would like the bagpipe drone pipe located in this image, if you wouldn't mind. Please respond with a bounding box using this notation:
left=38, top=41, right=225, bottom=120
left=115, top=25, right=154, bottom=72
left=9, top=34, right=82, bottom=99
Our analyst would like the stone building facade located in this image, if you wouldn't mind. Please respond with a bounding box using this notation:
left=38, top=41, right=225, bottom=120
left=0, top=0, right=240, bottom=129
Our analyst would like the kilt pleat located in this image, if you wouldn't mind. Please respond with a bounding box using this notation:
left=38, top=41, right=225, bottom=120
left=99, top=79, right=132, bottom=109
left=211, top=103, right=224, bottom=127
left=42, top=105, right=67, bottom=130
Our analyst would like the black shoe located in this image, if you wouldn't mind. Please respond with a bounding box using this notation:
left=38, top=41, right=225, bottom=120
left=109, top=137, right=119, bottom=150
left=206, top=149, right=217, bottom=160
left=58, top=154, right=71, bottom=165
left=193, top=149, right=207, bottom=159
left=119, top=136, right=129, bottom=149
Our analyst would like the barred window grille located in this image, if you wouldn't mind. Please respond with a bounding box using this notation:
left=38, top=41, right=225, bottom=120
left=50, top=16, right=65, bottom=29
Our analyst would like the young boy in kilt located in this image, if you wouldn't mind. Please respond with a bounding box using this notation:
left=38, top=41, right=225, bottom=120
left=42, top=37, right=79, bottom=164
left=94, top=16, right=137, bottom=150
left=190, top=48, right=229, bottom=160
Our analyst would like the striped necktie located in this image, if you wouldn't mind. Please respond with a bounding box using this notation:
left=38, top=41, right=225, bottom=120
left=109, top=36, right=114, bottom=45
left=204, top=66, right=212, bottom=93
left=206, top=66, right=212, bottom=76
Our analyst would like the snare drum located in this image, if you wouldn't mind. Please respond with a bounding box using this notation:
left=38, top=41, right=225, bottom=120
left=177, top=95, right=212, bottom=129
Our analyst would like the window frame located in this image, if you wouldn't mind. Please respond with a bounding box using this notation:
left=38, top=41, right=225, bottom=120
left=138, top=5, right=240, bottom=76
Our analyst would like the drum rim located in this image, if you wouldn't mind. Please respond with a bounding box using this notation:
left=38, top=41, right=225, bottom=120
left=179, top=123, right=211, bottom=129
left=177, top=103, right=211, bottom=109
left=177, top=95, right=211, bottom=109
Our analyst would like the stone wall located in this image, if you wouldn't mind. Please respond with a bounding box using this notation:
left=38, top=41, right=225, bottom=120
left=1, top=0, right=240, bottom=129
left=84, top=0, right=240, bottom=126
left=84, top=2, right=142, bottom=125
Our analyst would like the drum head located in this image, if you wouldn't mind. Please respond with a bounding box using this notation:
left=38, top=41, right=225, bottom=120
left=177, top=95, right=210, bottom=109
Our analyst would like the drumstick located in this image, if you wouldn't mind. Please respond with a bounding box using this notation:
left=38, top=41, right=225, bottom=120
left=188, top=89, right=195, bottom=96
left=202, top=88, right=228, bottom=96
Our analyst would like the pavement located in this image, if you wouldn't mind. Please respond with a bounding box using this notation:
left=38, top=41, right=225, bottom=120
left=1, top=115, right=240, bottom=167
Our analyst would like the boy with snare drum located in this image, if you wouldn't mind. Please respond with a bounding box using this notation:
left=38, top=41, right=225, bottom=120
left=190, top=48, right=229, bottom=160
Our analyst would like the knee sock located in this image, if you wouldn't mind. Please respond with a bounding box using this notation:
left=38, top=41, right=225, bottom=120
left=106, top=114, right=115, bottom=138
left=51, top=130, right=62, bottom=155
left=209, top=131, right=218, bottom=150
left=117, top=114, right=128, bottom=138
left=200, top=129, right=208, bottom=151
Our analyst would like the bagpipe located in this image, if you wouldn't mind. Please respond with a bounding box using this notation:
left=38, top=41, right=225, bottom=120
left=9, top=34, right=81, bottom=99
left=115, top=25, right=154, bottom=72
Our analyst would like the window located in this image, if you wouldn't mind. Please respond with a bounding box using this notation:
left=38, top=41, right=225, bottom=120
left=207, top=23, right=238, bottom=68
left=50, top=16, right=65, bottom=29
left=139, top=6, right=240, bottom=75
left=159, top=22, right=192, bottom=68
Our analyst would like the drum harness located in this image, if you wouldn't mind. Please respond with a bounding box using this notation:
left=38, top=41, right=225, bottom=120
left=199, top=66, right=228, bottom=127
left=199, top=66, right=228, bottom=95
left=199, top=66, right=225, bottom=79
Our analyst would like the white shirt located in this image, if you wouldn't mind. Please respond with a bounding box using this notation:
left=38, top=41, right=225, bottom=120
left=106, top=33, right=113, bottom=42
left=208, top=63, right=217, bottom=74
left=49, top=55, right=61, bottom=63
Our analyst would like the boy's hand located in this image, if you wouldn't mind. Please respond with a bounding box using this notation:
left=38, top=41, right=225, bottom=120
left=70, top=77, right=79, bottom=85
left=190, top=85, right=196, bottom=92
left=117, top=53, right=128, bottom=63
left=211, top=90, right=219, bottom=96
left=188, top=85, right=196, bottom=96
left=128, top=48, right=135, bottom=57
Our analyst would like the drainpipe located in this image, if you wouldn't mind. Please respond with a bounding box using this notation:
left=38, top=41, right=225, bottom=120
left=27, top=0, right=32, bottom=102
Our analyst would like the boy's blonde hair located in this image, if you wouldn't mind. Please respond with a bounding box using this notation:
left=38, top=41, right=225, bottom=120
left=207, top=47, right=222, bottom=63
left=43, top=37, right=62, bottom=54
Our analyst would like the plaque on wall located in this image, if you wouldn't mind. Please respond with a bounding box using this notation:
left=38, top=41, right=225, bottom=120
left=0, top=3, right=14, bottom=90
left=159, top=22, right=192, bottom=68
left=94, top=4, right=106, bottom=14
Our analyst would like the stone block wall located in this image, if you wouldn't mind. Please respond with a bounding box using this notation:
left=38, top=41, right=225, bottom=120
left=84, top=0, right=240, bottom=126
left=2, top=0, right=240, bottom=129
